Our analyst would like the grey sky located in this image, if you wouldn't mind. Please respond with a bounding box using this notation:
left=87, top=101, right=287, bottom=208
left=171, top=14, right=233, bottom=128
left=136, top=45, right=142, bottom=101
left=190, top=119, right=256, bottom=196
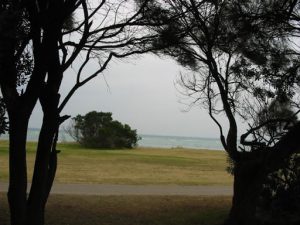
left=29, top=54, right=246, bottom=138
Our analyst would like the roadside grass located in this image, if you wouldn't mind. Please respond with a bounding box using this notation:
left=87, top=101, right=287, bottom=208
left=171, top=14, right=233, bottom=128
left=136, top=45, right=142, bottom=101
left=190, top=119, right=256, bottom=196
left=0, top=141, right=232, bottom=185
left=0, top=194, right=231, bottom=225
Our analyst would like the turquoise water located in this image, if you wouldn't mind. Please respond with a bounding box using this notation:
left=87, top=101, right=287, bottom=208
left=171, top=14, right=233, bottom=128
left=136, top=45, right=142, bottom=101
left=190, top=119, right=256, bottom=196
left=1, top=128, right=224, bottom=150
left=139, top=134, right=223, bottom=150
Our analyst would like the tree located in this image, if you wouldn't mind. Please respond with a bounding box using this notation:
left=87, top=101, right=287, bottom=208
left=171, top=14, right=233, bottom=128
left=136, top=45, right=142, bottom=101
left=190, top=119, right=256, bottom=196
left=0, top=1, right=157, bottom=224
left=143, top=1, right=300, bottom=224
left=68, top=111, right=139, bottom=148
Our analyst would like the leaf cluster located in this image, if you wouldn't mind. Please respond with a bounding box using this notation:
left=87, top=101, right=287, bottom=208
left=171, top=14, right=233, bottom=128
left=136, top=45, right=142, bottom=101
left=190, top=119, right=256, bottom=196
left=258, top=153, right=300, bottom=224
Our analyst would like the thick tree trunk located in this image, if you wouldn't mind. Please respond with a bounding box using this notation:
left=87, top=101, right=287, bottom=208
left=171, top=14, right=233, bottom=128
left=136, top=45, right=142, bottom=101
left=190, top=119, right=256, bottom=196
left=225, top=160, right=265, bottom=225
left=7, top=113, right=29, bottom=225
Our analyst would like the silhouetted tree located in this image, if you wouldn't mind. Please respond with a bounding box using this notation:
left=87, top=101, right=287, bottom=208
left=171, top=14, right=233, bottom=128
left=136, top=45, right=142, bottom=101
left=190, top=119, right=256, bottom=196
left=0, top=1, right=156, bottom=224
left=144, top=1, right=300, bottom=224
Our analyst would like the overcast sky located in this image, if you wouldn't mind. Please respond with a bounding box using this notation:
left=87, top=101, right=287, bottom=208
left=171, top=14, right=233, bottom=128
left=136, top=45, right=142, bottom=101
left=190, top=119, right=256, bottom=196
left=29, top=54, right=246, bottom=138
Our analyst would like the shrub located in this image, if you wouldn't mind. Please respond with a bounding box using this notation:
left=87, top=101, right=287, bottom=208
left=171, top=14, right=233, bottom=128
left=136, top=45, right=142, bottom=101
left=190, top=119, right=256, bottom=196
left=67, top=111, right=139, bottom=149
left=257, top=154, right=300, bottom=225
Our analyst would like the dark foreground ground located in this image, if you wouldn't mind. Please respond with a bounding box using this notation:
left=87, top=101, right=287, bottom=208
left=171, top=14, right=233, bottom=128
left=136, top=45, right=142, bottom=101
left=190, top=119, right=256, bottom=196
left=0, top=183, right=233, bottom=196
left=0, top=194, right=231, bottom=225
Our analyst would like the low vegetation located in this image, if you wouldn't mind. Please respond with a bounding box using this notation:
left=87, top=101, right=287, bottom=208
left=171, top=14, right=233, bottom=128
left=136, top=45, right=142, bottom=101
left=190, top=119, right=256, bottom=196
left=0, top=141, right=232, bottom=185
left=258, top=153, right=300, bottom=225
left=0, top=194, right=231, bottom=225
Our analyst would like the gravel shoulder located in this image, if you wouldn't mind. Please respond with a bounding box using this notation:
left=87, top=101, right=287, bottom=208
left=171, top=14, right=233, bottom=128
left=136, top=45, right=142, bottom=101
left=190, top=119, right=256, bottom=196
left=0, top=183, right=232, bottom=196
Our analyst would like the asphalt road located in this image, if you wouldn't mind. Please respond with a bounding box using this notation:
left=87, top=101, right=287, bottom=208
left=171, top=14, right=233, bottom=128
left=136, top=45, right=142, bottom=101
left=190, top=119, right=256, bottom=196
left=0, top=183, right=232, bottom=196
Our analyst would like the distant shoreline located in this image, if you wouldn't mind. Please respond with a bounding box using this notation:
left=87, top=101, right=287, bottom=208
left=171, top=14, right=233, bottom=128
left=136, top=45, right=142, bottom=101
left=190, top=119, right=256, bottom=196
left=0, top=128, right=224, bottom=150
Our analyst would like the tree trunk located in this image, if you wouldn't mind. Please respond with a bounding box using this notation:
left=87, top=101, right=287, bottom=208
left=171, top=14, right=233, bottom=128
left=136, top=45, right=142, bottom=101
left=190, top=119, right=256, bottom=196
left=225, top=159, right=265, bottom=225
left=26, top=123, right=57, bottom=225
left=26, top=92, right=60, bottom=225
left=7, top=113, right=29, bottom=225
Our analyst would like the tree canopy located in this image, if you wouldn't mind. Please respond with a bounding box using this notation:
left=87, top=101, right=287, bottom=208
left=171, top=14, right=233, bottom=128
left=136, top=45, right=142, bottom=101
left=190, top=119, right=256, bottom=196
left=68, top=111, right=139, bottom=149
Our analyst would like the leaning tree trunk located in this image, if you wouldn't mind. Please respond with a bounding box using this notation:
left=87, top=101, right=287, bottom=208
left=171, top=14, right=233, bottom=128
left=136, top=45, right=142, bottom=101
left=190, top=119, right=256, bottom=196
left=225, top=158, right=266, bottom=225
left=26, top=119, right=59, bottom=225
left=26, top=90, right=61, bottom=225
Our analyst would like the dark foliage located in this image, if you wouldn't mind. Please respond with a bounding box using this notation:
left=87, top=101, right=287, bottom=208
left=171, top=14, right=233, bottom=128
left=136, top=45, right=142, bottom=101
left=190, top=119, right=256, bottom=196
left=69, top=111, right=139, bottom=149
left=258, top=154, right=300, bottom=225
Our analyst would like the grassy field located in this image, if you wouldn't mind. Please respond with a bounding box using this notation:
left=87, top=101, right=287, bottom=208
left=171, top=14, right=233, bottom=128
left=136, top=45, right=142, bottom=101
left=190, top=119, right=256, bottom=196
left=0, top=194, right=231, bottom=225
left=0, top=141, right=232, bottom=185
left=0, top=141, right=232, bottom=225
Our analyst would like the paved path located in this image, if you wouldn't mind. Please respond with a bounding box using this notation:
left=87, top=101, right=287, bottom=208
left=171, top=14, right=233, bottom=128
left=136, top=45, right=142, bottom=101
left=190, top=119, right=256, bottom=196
left=0, top=183, right=232, bottom=196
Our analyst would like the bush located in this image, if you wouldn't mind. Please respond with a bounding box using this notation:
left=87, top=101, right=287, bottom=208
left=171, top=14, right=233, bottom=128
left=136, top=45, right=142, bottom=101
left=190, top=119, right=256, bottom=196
left=67, top=111, right=139, bottom=149
left=257, top=154, right=300, bottom=225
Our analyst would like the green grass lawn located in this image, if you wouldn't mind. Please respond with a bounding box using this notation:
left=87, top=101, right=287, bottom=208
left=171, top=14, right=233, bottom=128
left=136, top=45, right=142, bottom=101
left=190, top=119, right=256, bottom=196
left=0, top=194, right=231, bottom=225
left=0, top=141, right=232, bottom=185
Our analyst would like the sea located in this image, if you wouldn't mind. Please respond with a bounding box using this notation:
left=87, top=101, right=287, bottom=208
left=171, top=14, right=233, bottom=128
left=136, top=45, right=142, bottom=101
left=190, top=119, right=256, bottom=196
left=0, top=128, right=224, bottom=150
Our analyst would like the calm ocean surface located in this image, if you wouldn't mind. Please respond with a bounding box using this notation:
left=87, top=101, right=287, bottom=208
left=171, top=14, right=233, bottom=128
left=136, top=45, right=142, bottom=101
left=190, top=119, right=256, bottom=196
left=1, top=128, right=224, bottom=150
